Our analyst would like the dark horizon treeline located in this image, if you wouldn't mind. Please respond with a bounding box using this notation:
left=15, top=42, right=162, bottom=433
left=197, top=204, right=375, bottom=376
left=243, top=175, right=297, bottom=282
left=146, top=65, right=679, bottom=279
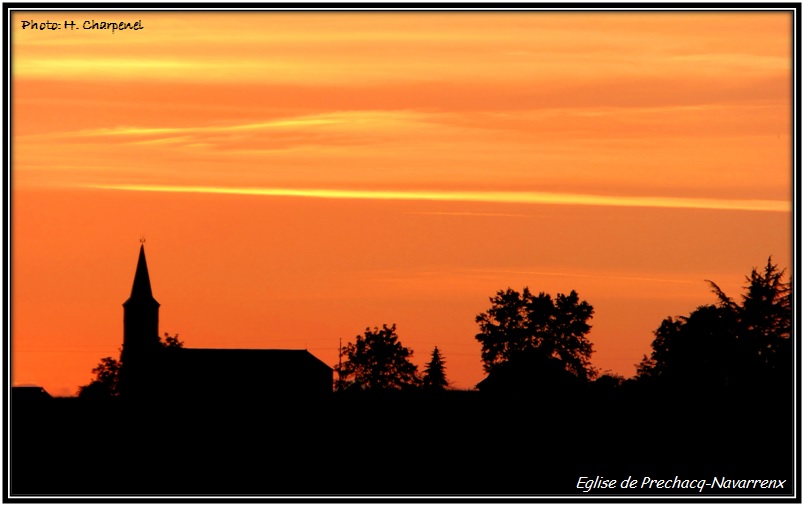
left=72, top=256, right=792, bottom=399
left=10, top=258, right=795, bottom=496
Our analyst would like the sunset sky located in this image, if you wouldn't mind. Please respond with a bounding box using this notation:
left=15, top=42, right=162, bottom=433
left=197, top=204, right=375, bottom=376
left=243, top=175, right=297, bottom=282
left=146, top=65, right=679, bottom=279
left=10, top=9, right=793, bottom=396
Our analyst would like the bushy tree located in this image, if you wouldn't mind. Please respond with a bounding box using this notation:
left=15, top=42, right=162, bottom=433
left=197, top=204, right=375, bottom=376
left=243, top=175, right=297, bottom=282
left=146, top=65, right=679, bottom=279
left=638, top=305, right=736, bottom=388
left=638, top=258, right=792, bottom=390
left=162, top=333, right=184, bottom=349
left=77, top=356, right=121, bottom=399
left=475, top=287, right=596, bottom=381
left=422, top=346, right=448, bottom=390
left=335, top=324, right=421, bottom=392
left=77, top=332, right=183, bottom=398
left=710, top=257, right=792, bottom=371
left=595, top=371, right=626, bottom=388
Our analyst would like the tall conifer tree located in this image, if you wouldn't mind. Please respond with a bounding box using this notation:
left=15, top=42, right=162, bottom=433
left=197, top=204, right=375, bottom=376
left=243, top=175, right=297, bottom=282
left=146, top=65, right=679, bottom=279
left=423, top=346, right=448, bottom=390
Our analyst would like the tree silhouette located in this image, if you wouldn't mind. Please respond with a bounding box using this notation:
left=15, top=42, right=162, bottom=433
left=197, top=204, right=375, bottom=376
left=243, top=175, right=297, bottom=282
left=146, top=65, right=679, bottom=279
left=77, top=355, right=121, bottom=399
left=475, top=287, right=596, bottom=381
left=711, top=257, right=792, bottom=373
left=594, top=371, right=626, bottom=389
left=334, top=324, right=421, bottom=392
left=422, top=346, right=448, bottom=390
left=637, top=305, right=736, bottom=389
left=162, top=333, right=184, bottom=349
left=77, top=332, right=183, bottom=398
left=638, top=257, right=792, bottom=390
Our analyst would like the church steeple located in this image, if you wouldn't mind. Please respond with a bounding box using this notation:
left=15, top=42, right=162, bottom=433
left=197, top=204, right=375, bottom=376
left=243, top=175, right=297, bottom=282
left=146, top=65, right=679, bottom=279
left=120, top=244, right=161, bottom=397
left=124, top=244, right=159, bottom=306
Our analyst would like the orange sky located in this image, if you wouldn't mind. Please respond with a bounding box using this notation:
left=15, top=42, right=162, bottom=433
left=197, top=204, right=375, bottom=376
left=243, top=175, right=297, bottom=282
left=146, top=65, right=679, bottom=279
left=10, top=9, right=793, bottom=396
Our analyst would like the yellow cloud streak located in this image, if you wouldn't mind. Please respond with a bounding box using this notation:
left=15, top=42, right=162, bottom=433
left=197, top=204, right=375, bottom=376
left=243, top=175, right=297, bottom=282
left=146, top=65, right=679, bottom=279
left=20, top=111, right=411, bottom=140
left=87, top=184, right=789, bottom=213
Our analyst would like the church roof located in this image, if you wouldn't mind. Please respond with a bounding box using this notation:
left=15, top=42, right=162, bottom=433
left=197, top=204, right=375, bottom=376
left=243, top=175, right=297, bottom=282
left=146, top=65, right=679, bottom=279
left=155, top=347, right=334, bottom=397
left=124, top=244, right=160, bottom=307
left=177, top=348, right=332, bottom=372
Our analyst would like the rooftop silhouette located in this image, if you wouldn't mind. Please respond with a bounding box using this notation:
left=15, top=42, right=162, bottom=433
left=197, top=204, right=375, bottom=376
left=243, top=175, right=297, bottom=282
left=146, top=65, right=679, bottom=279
left=117, top=245, right=332, bottom=401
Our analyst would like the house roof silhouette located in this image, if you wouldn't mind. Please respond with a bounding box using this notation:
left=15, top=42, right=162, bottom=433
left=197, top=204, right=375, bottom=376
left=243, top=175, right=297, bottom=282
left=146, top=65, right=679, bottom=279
left=12, top=386, right=53, bottom=402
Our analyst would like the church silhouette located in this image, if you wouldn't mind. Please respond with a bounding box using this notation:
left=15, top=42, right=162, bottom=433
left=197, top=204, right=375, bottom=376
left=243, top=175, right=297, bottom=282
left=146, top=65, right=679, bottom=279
left=119, top=245, right=332, bottom=402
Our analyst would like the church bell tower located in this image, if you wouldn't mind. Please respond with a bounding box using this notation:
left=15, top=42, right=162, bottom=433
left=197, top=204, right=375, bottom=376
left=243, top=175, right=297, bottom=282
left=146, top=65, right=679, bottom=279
left=120, top=244, right=161, bottom=396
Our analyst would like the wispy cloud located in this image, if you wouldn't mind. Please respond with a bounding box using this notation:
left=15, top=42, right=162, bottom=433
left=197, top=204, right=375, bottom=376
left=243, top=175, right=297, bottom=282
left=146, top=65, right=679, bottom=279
left=44, top=113, right=379, bottom=139
left=19, top=110, right=422, bottom=142
left=86, top=184, right=789, bottom=213
left=407, top=211, right=531, bottom=218
left=465, top=268, right=701, bottom=285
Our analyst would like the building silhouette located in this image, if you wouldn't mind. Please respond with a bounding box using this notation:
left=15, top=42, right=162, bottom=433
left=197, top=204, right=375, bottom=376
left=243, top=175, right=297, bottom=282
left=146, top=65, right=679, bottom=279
left=119, top=245, right=332, bottom=401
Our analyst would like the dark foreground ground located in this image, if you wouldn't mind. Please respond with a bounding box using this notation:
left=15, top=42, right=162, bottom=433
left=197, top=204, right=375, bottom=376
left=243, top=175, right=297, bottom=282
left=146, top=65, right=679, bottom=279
left=9, top=388, right=795, bottom=498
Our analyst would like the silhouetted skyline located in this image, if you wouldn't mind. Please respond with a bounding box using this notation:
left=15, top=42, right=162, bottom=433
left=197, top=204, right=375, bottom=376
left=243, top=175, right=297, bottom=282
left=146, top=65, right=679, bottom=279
left=10, top=8, right=793, bottom=401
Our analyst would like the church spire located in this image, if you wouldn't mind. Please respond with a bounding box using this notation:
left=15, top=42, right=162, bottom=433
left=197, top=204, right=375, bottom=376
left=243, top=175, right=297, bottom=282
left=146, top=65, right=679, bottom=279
left=120, top=243, right=161, bottom=398
left=124, top=244, right=159, bottom=306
